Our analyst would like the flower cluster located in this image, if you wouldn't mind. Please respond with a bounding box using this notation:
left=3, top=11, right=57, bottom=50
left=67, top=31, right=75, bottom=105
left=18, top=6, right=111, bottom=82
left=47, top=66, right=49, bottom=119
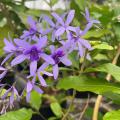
left=0, top=8, right=99, bottom=110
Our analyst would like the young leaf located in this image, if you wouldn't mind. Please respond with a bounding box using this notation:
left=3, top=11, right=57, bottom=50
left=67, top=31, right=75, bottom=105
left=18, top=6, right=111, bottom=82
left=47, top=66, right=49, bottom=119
left=30, top=91, right=42, bottom=111
left=50, top=102, right=62, bottom=117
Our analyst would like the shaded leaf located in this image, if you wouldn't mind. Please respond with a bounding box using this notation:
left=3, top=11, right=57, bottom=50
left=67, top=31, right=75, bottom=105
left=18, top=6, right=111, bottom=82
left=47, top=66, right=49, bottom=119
left=85, top=63, right=120, bottom=82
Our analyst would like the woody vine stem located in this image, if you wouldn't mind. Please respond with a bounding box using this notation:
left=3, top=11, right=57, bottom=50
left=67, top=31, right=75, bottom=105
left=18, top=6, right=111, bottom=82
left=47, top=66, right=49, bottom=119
left=92, top=44, right=120, bottom=120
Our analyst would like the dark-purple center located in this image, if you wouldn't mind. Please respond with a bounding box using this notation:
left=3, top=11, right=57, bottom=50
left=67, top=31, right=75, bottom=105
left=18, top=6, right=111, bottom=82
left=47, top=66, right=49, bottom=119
left=52, top=50, right=65, bottom=64
left=29, top=28, right=37, bottom=35
left=24, top=46, right=41, bottom=61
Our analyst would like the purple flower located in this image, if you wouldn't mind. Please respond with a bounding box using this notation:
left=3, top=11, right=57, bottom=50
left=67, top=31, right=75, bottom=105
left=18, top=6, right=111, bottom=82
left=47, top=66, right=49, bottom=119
left=1, top=38, right=17, bottom=65
left=0, top=66, right=7, bottom=79
left=43, top=13, right=67, bottom=42
left=20, top=16, right=49, bottom=42
left=11, top=36, right=54, bottom=76
left=28, top=63, right=53, bottom=87
left=20, top=16, right=38, bottom=41
left=67, top=27, right=92, bottom=57
left=81, top=8, right=100, bottom=36
left=37, top=64, right=53, bottom=86
left=26, top=80, right=43, bottom=102
left=1, top=86, right=19, bottom=106
left=45, top=45, right=72, bottom=79
left=52, top=10, right=76, bottom=39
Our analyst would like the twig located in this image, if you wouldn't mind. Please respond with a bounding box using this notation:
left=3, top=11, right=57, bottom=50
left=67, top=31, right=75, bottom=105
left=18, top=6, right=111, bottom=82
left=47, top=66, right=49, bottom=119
left=62, top=90, right=76, bottom=120
left=92, top=44, right=120, bottom=120
left=79, top=95, right=90, bottom=120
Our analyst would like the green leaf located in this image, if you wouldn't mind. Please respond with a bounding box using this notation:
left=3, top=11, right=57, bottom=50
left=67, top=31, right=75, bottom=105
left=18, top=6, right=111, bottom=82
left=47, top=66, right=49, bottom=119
left=85, top=63, right=120, bottom=82
left=50, top=0, right=58, bottom=6
left=50, top=102, right=62, bottom=117
left=74, top=0, right=87, bottom=10
left=93, top=43, right=113, bottom=50
left=30, top=91, right=42, bottom=110
left=93, top=53, right=109, bottom=61
left=103, top=92, right=120, bottom=105
left=83, top=30, right=111, bottom=39
left=57, top=75, right=120, bottom=95
left=103, top=109, right=120, bottom=120
left=0, top=108, right=33, bottom=120
left=113, top=22, right=120, bottom=41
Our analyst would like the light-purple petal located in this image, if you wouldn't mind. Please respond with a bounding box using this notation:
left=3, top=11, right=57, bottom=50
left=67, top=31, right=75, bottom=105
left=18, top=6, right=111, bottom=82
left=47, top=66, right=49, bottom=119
left=14, top=39, right=30, bottom=48
left=38, top=74, right=47, bottom=86
left=1, top=53, right=13, bottom=65
left=27, top=81, right=33, bottom=93
left=42, top=71, right=53, bottom=76
left=81, top=22, right=93, bottom=36
left=27, top=16, right=36, bottom=30
left=36, top=36, right=47, bottom=49
left=53, top=64, right=59, bottom=80
left=78, top=42, right=84, bottom=57
left=4, top=38, right=16, bottom=52
left=11, top=54, right=26, bottom=66
left=85, top=8, right=90, bottom=22
left=38, top=62, right=49, bottom=71
left=92, top=19, right=100, bottom=24
left=26, top=92, right=31, bottom=102
left=52, top=12, right=64, bottom=26
left=41, top=54, right=55, bottom=64
left=0, top=66, right=6, bottom=71
left=79, top=38, right=92, bottom=50
left=33, top=86, right=43, bottom=94
left=65, top=10, right=75, bottom=25
left=49, top=45, right=55, bottom=54
left=0, top=71, right=7, bottom=79
left=67, top=26, right=77, bottom=33
left=60, top=57, right=72, bottom=66
left=30, top=61, right=37, bottom=76
left=55, top=27, right=65, bottom=36
left=44, top=15, right=55, bottom=27
left=10, top=91, right=14, bottom=105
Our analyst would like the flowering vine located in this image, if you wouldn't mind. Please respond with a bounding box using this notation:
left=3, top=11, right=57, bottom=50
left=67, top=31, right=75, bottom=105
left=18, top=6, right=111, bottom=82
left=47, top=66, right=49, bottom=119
left=0, top=8, right=99, bottom=112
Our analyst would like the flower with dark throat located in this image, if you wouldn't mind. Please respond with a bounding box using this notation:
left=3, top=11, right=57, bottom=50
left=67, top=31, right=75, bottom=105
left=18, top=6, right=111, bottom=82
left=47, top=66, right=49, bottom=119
left=11, top=36, right=55, bottom=76
left=43, top=45, right=72, bottom=80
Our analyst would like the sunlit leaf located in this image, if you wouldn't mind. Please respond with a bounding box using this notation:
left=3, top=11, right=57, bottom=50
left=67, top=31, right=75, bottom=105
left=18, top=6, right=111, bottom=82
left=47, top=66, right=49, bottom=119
left=103, top=109, right=120, bottom=120
left=30, top=91, right=42, bottom=110
left=0, top=108, right=33, bottom=120
left=57, top=75, right=120, bottom=94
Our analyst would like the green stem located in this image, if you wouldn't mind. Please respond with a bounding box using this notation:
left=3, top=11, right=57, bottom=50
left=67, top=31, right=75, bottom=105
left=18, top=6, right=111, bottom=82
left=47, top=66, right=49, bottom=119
left=62, top=49, right=88, bottom=120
